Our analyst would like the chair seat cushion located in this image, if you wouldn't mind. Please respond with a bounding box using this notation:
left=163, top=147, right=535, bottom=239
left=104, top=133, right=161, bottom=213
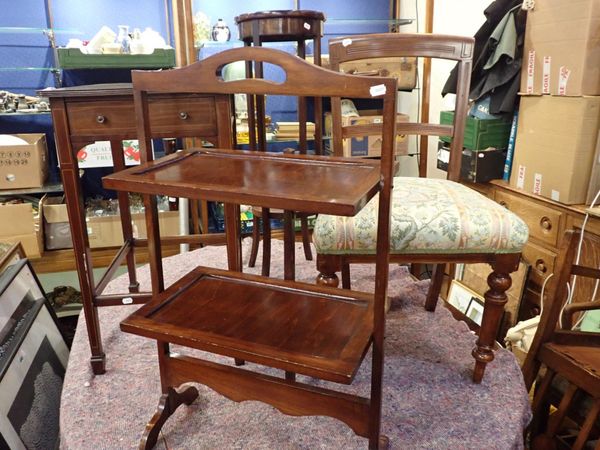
left=313, top=178, right=529, bottom=255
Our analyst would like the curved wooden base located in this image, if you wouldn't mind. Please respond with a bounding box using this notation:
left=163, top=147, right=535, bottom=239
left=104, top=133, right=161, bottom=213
left=139, top=385, right=199, bottom=450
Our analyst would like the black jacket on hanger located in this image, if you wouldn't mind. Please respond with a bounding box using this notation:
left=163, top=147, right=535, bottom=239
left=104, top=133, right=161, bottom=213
left=442, top=0, right=526, bottom=114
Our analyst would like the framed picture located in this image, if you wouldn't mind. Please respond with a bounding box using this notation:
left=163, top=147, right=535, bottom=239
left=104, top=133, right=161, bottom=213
left=0, top=259, right=69, bottom=450
left=447, top=280, right=482, bottom=315
left=0, top=242, right=25, bottom=276
left=465, top=295, right=485, bottom=326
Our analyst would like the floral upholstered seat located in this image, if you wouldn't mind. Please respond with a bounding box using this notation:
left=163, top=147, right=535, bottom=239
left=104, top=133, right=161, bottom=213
left=313, top=177, right=529, bottom=256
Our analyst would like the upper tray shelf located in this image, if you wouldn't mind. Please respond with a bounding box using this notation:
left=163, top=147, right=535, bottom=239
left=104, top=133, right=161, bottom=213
left=56, top=48, right=176, bottom=70
left=102, top=148, right=381, bottom=216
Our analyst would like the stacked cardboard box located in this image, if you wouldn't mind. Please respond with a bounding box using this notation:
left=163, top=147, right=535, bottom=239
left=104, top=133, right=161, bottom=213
left=0, top=134, right=48, bottom=190
left=510, top=0, right=600, bottom=205
left=0, top=202, right=42, bottom=258
left=41, top=196, right=180, bottom=250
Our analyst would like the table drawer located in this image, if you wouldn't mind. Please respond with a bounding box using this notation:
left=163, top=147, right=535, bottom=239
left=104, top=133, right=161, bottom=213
left=495, top=191, right=563, bottom=247
left=147, top=95, right=218, bottom=138
left=66, top=95, right=219, bottom=139
left=521, top=242, right=556, bottom=289
left=67, top=99, right=136, bottom=137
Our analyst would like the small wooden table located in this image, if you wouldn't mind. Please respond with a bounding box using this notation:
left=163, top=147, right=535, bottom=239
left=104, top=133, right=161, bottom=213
left=235, top=10, right=325, bottom=154
left=42, top=84, right=229, bottom=374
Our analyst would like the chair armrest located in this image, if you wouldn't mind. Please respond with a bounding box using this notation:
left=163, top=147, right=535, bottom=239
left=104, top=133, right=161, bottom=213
left=561, top=301, right=600, bottom=329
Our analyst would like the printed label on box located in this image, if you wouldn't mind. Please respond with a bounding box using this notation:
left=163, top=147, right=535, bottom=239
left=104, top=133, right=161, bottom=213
left=558, top=66, right=571, bottom=95
left=533, top=173, right=542, bottom=195
left=542, top=56, right=551, bottom=94
left=526, top=50, right=535, bottom=94
left=76, top=140, right=141, bottom=169
left=516, top=165, right=526, bottom=189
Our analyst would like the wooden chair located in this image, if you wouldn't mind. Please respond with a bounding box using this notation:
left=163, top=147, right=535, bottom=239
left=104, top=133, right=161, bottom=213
left=312, top=33, right=529, bottom=382
left=105, top=46, right=398, bottom=449
left=523, top=229, right=600, bottom=450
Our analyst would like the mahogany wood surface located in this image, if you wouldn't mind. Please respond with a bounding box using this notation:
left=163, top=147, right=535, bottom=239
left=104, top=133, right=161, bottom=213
left=107, top=45, right=398, bottom=449
left=121, top=265, right=374, bottom=384
left=103, top=148, right=381, bottom=217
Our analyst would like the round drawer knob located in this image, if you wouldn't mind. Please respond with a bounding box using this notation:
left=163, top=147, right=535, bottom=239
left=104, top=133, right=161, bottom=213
left=498, top=201, right=508, bottom=208
left=540, top=216, right=552, bottom=231
left=535, top=259, right=547, bottom=273
left=531, top=306, right=541, bottom=316
left=96, top=115, right=106, bottom=124
left=179, top=111, right=188, bottom=120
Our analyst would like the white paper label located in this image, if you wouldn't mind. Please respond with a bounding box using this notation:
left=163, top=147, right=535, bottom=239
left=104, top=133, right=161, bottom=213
left=516, top=165, right=526, bottom=189
left=369, top=84, right=386, bottom=97
left=87, top=227, right=93, bottom=235
left=533, top=173, right=542, bottom=195
left=122, top=297, right=133, bottom=305
left=558, top=66, right=571, bottom=95
left=542, top=56, right=551, bottom=94
left=437, top=148, right=450, bottom=164
left=342, top=38, right=353, bottom=47
left=551, top=190, right=560, bottom=201
left=526, top=50, right=535, bottom=94
left=522, top=0, right=535, bottom=10
left=303, top=22, right=311, bottom=30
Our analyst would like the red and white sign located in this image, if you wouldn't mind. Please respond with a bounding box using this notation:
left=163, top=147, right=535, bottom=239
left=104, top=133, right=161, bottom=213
left=526, top=50, right=535, bottom=94
left=542, top=56, right=551, bottom=94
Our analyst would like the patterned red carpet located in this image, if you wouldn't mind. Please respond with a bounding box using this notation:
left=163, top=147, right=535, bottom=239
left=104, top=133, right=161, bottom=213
left=60, top=240, right=530, bottom=449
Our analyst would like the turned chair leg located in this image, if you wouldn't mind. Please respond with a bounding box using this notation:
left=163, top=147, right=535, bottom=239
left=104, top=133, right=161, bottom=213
left=316, top=254, right=343, bottom=287
left=471, top=254, right=519, bottom=383
left=248, top=215, right=260, bottom=268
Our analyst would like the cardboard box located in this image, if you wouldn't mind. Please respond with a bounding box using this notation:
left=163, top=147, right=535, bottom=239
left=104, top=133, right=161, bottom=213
left=0, top=134, right=48, bottom=189
left=509, top=96, right=600, bottom=204
left=325, top=111, right=409, bottom=157
left=521, top=0, right=600, bottom=96
left=41, top=196, right=73, bottom=250
left=0, top=203, right=42, bottom=258
left=41, top=197, right=180, bottom=249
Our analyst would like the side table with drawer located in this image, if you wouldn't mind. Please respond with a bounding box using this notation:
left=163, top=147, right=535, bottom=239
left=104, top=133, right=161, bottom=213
left=484, top=180, right=598, bottom=321
left=43, top=83, right=231, bottom=374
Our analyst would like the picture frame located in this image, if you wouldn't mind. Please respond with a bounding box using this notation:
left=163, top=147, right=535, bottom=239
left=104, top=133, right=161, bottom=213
left=0, top=242, right=26, bottom=276
left=465, top=295, right=485, bottom=326
left=447, top=280, right=483, bottom=315
left=0, top=259, right=68, bottom=449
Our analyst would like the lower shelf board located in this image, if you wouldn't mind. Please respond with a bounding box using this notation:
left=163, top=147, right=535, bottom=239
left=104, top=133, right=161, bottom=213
left=121, top=266, right=375, bottom=384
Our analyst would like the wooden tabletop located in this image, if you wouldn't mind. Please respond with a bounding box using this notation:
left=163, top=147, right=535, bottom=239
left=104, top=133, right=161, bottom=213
left=102, top=148, right=381, bottom=216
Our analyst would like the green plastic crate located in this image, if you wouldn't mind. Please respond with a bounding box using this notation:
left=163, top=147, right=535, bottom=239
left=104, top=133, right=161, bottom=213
left=56, top=48, right=176, bottom=69
left=439, top=110, right=511, bottom=150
